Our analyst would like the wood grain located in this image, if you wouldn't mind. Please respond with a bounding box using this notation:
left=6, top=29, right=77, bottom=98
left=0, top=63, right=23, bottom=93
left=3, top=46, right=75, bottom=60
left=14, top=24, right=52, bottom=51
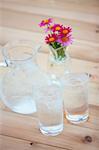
left=0, top=54, right=99, bottom=150
left=0, top=135, right=64, bottom=150
left=2, top=0, right=99, bottom=16
left=0, top=0, right=99, bottom=62
left=0, top=1, right=99, bottom=149
left=1, top=8, right=98, bottom=43
left=0, top=27, right=99, bottom=62
left=0, top=105, right=99, bottom=150
left=0, top=53, right=99, bottom=150
left=1, top=2, right=99, bottom=24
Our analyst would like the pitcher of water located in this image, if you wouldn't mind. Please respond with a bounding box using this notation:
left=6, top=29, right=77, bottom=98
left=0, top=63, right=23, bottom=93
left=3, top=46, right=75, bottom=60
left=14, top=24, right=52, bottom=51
left=1, top=40, right=43, bottom=114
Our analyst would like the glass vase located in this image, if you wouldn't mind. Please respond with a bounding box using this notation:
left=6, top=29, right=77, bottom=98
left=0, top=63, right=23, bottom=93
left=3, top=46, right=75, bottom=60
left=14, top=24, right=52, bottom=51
left=47, top=46, right=71, bottom=79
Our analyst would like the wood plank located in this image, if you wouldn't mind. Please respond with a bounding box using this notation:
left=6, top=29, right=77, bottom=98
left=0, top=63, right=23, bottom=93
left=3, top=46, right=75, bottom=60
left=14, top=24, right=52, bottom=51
left=0, top=2, right=99, bottom=149
left=0, top=27, right=99, bottom=62
left=1, top=1, right=99, bottom=25
left=0, top=0, right=99, bottom=63
left=2, top=0, right=99, bottom=7
left=1, top=8, right=99, bottom=44
left=0, top=101, right=99, bottom=131
left=2, top=0, right=99, bottom=15
left=0, top=105, right=99, bottom=150
left=0, top=135, right=65, bottom=150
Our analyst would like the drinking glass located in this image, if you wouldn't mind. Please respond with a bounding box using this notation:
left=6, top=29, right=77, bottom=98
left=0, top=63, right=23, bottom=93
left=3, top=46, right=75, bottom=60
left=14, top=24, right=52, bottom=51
left=34, top=79, right=63, bottom=136
left=62, top=73, right=89, bottom=124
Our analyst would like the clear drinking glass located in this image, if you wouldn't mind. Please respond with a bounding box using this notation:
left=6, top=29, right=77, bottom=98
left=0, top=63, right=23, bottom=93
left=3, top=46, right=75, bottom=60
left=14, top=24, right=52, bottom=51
left=62, top=73, right=89, bottom=124
left=34, top=79, right=63, bottom=136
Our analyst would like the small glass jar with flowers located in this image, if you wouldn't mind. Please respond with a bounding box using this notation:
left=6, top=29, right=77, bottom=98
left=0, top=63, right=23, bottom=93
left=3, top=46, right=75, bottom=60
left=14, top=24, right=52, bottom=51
left=39, top=18, right=73, bottom=77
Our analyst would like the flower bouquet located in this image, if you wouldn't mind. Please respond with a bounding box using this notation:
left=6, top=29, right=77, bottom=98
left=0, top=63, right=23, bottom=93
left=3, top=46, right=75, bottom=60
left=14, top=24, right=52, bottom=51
left=39, top=18, right=73, bottom=61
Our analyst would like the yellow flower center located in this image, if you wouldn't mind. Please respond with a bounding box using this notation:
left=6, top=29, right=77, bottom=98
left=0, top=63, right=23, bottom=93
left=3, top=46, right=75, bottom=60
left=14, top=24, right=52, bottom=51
left=49, top=25, right=53, bottom=29
left=61, top=37, right=68, bottom=42
left=62, top=29, right=68, bottom=34
left=55, top=26, right=61, bottom=31
left=44, top=19, right=49, bottom=23
left=49, top=37, right=55, bottom=42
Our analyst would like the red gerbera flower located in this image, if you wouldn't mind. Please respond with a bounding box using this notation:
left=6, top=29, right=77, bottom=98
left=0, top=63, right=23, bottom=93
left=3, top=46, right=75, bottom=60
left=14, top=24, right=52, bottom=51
left=59, top=26, right=72, bottom=36
left=39, top=18, right=53, bottom=27
left=45, top=34, right=57, bottom=44
left=52, top=24, right=63, bottom=32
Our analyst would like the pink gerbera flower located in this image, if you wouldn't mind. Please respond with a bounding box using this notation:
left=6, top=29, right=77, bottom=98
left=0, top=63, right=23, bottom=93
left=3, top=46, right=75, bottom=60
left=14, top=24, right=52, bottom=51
left=39, top=18, right=53, bottom=27
left=52, top=24, right=63, bottom=32
left=59, top=26, right=72, bottom=36
left=57, top=35, right=73, bottom=46
left=45, top=34, right=57, bottom=44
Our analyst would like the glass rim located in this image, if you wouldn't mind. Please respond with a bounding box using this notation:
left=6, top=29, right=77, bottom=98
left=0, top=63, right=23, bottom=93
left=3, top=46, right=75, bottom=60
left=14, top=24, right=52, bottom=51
left=4, top=40, right=39, bottom=48
left=62, top=73, right=89, bottom=87
left=3, top=40, right=40, bottom=63
left=10, top=53, right=33, bottom=62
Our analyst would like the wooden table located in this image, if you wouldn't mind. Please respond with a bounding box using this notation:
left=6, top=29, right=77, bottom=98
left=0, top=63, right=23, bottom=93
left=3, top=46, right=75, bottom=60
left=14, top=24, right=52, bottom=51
left=0, top=52, right=99, bottom=150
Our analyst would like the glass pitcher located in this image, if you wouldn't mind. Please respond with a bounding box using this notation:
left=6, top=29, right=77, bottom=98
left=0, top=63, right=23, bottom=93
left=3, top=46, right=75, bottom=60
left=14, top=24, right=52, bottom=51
left=1, top=40, right=43, bottom=114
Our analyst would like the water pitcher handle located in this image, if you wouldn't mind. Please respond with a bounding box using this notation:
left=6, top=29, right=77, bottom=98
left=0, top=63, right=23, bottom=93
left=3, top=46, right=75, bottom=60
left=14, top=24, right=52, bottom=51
left=2, top=47, right=9, bottom=67
left=0, top=46, right=8, bottom=67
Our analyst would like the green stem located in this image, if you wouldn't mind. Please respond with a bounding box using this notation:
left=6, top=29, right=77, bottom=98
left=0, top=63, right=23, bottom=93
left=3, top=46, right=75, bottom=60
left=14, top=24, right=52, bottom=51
left=50, top=43, right=66, bottom=61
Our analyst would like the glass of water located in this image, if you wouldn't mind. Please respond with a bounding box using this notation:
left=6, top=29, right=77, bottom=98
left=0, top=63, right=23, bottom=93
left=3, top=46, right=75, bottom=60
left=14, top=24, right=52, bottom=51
left=34, top=79, right=63, bottom=136
left=62, top=73, right=89, bottom=124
